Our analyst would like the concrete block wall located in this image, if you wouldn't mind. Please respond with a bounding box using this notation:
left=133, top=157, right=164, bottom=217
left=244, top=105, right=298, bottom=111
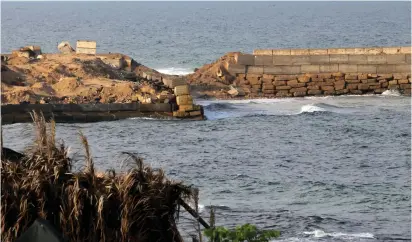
left=76, top=40, right=97, bottom=55
left=228, top=46, right=411, bottom=96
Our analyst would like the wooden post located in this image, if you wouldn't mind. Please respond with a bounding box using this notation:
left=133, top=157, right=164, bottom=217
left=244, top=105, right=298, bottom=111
left=178, top=198, right=210, bottom=229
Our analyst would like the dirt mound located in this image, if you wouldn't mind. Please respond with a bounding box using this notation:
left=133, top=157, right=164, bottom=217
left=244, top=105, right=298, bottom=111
left=1, top=88, right=39, bottom=104
left=52, top=77, right=82, bottom=93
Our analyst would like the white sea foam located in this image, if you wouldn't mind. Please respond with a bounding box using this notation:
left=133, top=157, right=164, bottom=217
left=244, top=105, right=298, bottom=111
left=156, top=67, right=194, bottom=76
left=303, top=229, right=374, bottom=239
left=299, top=104, right=326, bottom=113
left=382, top=89, right=401, bottom=96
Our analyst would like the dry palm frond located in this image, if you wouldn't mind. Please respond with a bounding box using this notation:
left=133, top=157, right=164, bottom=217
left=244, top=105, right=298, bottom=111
left=1, top=111, right=193, bottom=242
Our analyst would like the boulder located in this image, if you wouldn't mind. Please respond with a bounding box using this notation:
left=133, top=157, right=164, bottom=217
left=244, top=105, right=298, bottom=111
left=57, top=41, right=75, bottom=54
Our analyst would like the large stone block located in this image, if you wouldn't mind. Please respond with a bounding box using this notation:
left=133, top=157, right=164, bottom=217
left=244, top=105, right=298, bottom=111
left=276, top=85, right=292, bottom=90
left=374, top=88, right=385, bottom=94
left=348, top=55, right=368, bottom=64
left=400, top=46, right=411, bottom=54
left=357, top=64, right=377, bottom=73
left=227, top=63, right=246, bottom=74
left=334, top=80, right=346, bottom=86
left=382, top=47, right=401, bottom=54
left=320, top=64, right=339, bottom=73
left=293, top=91, right=307, bottom=97
left=377, top=65, right=397, bottom=73
left=367, top=55, right=387, bottom=64
left=381, top=82, right=389, bottom=88
left=358, top=74, right=368, bottom=80
left=309, top=55, right=330, bottom=64
left=274, top=80, right=287, bottom=86
left=386, top=54, right=406, bottom=64
left=388, top=80, right=398, bottom=85
left=298, top=76, right=311, bottom=83
left=395, top=64, right=411, bottom=73
left=329, top=54, right=349, bottom=64
left=388, top=84, right=400, bottom=89
left=235, top=54, right=255, bottom=65
left=262, top=74, right=275, bottom=79
left=249, top=78, right=262, bottom=85
left=347, top=84, right=359, bottom=89
left=324, top=90, right=336, bottom=95
left=76, top=40, right=96, bottom=49
left=274, top=75, right=297, bottom=81
left=264, top=65, right=301, bottom=74
left=368, top=83, right=381, bottom=89
left=255, top=55, right=273, bottom=66
left=307, top=89, right=323, bottom=95
left=336, top=89, right=349, bottom=95
left=262, top=84, right=275, bottom=90
left=318, top=73, right=333, bottom=79
left=309, top=49, right=328, bottom=55
left=301, top=65, right=320, bottom=73
left=406, top=54, right=411, bottom=64
left=318, top=82, right=334, bottom=86
left=307, top=85, right=320, bottom=90
left=253, top=49, right=272, bottom=55
left=289, top=83, right=306, bottom=88
left=287, top=79, right=299, bottom=85
left=290, top=49, right=309, bottom=55
left=327, top=48, right=346, bottom=55
left=246, top=66, right=264, bottom=74
left=350, top=90, right=363, bottom=94
left=262, top=78, right=273, bottom=84
left=290, top=87, right=307, bottom=92
left=321, top=86, right=334, bottom=91
left=335, top=84, right=345, bottom=90
left=272, top=49, right=291, bottom=55
left=346, top=79, right=360, bottom=83
left=276, top=90, right=292, bottom=97
left=400, top=83, right=411, bottom=89
left=397, top=79, right=409, bottom=84
left=339, top=64, right=357, bottom=73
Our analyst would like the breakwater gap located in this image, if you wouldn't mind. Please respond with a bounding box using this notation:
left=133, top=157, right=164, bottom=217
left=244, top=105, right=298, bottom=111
left=1, top=102, right=205, bottom=124
left=225, top=46, right=411, bottom=97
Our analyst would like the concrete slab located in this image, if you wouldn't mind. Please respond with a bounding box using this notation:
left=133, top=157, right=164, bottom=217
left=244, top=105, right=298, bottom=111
left=263, top=65, right=301, bottom=74
left=301, top=65, right=320, bottom=73
left=272, top=49, right=291, bottom=55
left=254, top=49, right=272, bottom=55
left=338, top=64, right=358, bottom=73
left=329, top=55, right=349, bottom=64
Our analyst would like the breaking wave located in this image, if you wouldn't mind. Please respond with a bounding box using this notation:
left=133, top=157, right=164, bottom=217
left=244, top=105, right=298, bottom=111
left=303, top=229, right=374, bottom=239
left=382, top=89, right=401, bottom=96
left=156, top=67, right=193, bottom=75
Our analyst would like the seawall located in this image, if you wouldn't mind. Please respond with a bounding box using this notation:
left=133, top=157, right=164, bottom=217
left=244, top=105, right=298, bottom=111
left=1, top=102, right=204, bottom=124
left=226, top=46, right=411, bottom=97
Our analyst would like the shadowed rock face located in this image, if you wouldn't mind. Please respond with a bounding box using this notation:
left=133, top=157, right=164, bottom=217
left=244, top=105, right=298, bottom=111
left=2, top=147, right=25, bottom=162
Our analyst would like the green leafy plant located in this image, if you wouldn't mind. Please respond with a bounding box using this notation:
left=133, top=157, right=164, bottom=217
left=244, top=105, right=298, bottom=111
left=203, top=223, right=280, bottom=242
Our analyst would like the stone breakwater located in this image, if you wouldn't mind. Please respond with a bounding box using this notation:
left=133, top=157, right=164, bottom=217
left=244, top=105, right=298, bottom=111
left=225, top=46, right=411, bottom=97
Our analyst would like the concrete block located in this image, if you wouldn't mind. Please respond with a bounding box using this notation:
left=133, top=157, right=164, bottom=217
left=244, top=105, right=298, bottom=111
left=348, top=55, right=368, bottom=64
left=400, top=46, right=411, bottom=54
left=388, top=80, right=398, bottom=85
left=367, top=55, right=387, bottom=64
left=368, top=83, right=381, bottom=89
left=246, top=66, right=263, bottom=74
left=381, top=82, right=389, bottom=88
left=308, top=48, right=327, bottom=55
left=364, top=47, right=383, bottom=55
left=320, top=64, right=339, bottom=73
left=301, top=65, right=320, bottom=73
left=309, top=55, right=330, bottom=64
left=262, top=78, right=273, bottom=84
left=395, top=64, right=411, bottom=73
left=334, top=80, right=346, bottom=86
left=377, top=64, right=397, bottom=73
left=347, top=84, right=359, bottom=89
left=287, top=79, right=299, bottom=85
left=262, top=74, right=274, bottom=79
left=329, top=55, right=349, bottom=64
left=345, top=48, right=366, bottom=55
left=264, top=65, right=301, bottom=74
left=274, top=80, right=287, bottom=86
left=393, top=73, right=409, bottom=79
left=290, top=49, right=309, bottom=55
left=255, top=55, right=273, bottom=66
left=386, top=54, right=406, bottom=64
left=400, top=83, right=411, bottom=89
left=327, top=48, right=346, bottom=55
left=357, top=74, right=368, bottom=79
left=272, top=49, right=291, bottom=55
left=406, top=54, right=411, bottom=64
left=324, top=90, right=336, bottom=95
left=253, top=49, right=272, bottom=55
left=76, top=48, right=96, bottom=54
left=388, top=84, right=400, bottom=89
left=76, top=40, right=96, bottom=49
left=318, top=81, right=334, bottom=86
left=339, top=64, right=357, bottom=73
left=274, top=75, right=297, bottom=81
left=273, top=56, right=293, bottom=65
left=382, top=47, right=401, bottom=54
left=289, top=83, right=306, bottom=88
left=227, top=63, right=246, bottom=74
left=235, top=54, right=255, bottom=65
left=357, top=64, right=377, bottom=73
left=345, top=74, right=358, bottom=79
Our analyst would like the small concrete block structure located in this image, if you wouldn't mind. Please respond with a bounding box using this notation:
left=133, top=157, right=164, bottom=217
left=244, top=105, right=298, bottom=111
left=58, top=41, right=75, bottom=54
left=76, top=40, right=97, bottom=55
